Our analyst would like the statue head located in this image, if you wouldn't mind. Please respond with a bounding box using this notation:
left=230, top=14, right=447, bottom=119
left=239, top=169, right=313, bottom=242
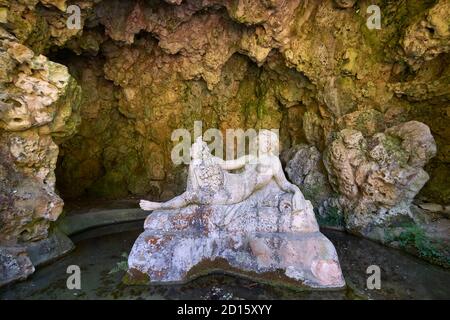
left=190, top=137, right=212, bottom=161
left=258, top=130, right=279, bottom=156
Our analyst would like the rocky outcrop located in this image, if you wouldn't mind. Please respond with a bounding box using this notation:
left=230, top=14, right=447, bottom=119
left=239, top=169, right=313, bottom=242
left=401, top=0, right=450, bottom=70
left=0, top=29, right=81, bottom=243
left=283, top=144, right=333, bottom=207
left=284, top=121, right=449, bottom=266
left=323, top=121, right=436, bottom=231
left=0, top=0, right=99, bottom=54
left=0, top=246, right=34, bottom=287
left=0, top=28, right=81, bottom=286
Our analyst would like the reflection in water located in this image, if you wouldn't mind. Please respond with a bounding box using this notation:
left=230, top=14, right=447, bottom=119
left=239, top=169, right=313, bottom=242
left=1, top=222, right=450, bottom=300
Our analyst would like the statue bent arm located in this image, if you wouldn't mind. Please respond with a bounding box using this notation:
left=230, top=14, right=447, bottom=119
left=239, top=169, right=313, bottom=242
left=272, top=158, right=306, bottom=211
left=213, top=155, right=256, bottom=170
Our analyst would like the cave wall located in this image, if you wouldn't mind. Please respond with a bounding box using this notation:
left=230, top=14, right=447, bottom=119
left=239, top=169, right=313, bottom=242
left=53, top=0, right=450, bottom=205
left=0, top=0, right=449, bottom=284
left=56, top=45, right=316, bottom=200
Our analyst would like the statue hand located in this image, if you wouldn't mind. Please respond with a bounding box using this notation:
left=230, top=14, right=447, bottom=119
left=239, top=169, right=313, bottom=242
left=292, top=190, right=306, bottom=212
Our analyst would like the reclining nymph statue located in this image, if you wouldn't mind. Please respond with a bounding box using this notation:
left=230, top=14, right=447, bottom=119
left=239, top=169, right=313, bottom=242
left=127, top=130, right=345, bottom=289
left=140, top=130, right=307, bottom=213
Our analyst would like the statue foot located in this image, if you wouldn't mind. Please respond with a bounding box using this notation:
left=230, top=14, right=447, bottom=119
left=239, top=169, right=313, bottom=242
left=139, top=200, right=161, bottom=211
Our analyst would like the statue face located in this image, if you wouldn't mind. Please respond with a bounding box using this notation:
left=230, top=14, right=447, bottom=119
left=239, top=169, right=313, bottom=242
left=190, top=138, right=209, bottom=160
left=190, top=141, right=203, bottom=160
left=258, top=130, right=279, bottom=156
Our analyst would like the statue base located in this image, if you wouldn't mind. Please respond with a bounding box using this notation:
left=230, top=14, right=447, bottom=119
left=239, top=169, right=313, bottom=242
left=126, top=181, right=345, bottom=289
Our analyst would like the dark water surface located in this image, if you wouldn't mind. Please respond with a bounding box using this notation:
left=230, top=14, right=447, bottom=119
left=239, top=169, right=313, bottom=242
left=1, top=222, right=450, bottom=300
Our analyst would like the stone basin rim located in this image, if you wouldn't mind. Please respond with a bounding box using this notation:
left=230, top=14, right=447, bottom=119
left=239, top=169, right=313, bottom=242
left=124, top=262, right=348, bottom=292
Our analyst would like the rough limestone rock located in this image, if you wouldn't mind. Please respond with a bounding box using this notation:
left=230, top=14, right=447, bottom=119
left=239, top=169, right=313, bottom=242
left=0, top=246, right=34, bottom=287
left=283, top=144, right=343, bottom=228
left=283, top=144, right=333, bottom=207
left=0, top=0, right=93, bottom=53
left=283, top=121, right=448, bottom=266
left=25, top=228, right=74, bottom=267
left=401, top=0, right=450, bottom=70
left=334, top=0, right=357, bottom=9
left=0, top=29, right=81, bottom=244
left=323, top=121, right=437, bottom=233
left=127, top=182, right=345, bottom=289
left=0, top=27, right=81, bottom=286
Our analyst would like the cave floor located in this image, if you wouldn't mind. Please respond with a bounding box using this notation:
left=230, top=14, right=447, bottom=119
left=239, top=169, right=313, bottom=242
left=1, top=221, right=450, bottom=300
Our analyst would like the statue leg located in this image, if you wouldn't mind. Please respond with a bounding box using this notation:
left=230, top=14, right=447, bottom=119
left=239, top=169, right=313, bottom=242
left=140, top=192, right=196, bottom=211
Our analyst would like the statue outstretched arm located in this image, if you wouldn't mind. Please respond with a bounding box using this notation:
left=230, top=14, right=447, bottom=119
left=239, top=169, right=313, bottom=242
left=213, top=155, right=256, bottom=171
left=140, top=192, right=194, bottom=211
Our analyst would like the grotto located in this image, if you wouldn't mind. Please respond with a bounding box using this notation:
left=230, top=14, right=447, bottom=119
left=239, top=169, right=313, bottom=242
left=0, top=0, right=450, bottom=300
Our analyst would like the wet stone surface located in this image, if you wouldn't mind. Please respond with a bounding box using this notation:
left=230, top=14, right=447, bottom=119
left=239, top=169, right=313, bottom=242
left=1, top=222, right=450, bottom=300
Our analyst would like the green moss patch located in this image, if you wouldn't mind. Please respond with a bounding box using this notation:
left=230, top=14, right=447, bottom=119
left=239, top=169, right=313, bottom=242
left=386, top=223, right=450, bottom=268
